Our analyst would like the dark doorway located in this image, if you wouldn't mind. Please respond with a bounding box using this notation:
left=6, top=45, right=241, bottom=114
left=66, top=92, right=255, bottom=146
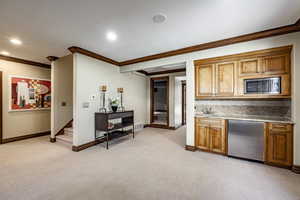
left=182, top=81, right=186, bottom=125
left=150, top=77, right=169, bottom=128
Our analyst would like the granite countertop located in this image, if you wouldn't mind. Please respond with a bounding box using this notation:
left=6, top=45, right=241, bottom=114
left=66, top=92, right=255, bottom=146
left=195, top=113, right=294, bottom=124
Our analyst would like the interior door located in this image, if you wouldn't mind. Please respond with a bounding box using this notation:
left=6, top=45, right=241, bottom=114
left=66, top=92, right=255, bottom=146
left=150, top=77, right=169, bottom=127
left=182, top=82, right=186, bottom=125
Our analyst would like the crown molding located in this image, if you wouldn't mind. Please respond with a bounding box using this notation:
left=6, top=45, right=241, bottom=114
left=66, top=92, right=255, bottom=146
left=136, top=70, right=149, bottom=76
left=137, top=68, right=186, bottom=76
left=0, top=55, right=51, bottom=68
left=46, top=56, right=59, bottom=62
left=147, top=68, right=186, bottom=76
left=119, top=18, right=300, bottom=66
left=296, top=18, right=300, bottom=26
left=68, top=46, right=120, bottom=66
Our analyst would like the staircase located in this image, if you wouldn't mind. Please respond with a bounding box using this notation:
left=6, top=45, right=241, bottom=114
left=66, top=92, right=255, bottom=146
left=56, top=125, right=73, bottom=147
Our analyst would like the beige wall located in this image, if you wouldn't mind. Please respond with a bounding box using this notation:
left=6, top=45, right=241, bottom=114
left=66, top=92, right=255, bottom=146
left=73, top=53, right=148, bottom=146
left=0, top=60, right=51, bottom=139
left=120, top=32, right=300, bottom=166
left=51, top=55, right=73, bottom=138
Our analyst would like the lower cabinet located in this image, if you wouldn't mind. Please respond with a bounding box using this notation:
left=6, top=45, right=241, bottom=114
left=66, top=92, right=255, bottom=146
left=265, top=123, right=293, bottom=167
left=195, top=118, right=227, bottom=154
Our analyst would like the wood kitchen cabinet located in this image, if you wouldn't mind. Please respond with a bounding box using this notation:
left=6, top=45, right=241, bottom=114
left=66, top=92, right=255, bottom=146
left=194, top=45, right=292, bottom=99
left=238, top=58, right=262, bottom=77
left=195, top=64, right=214, bottom=97
left=195, top=62, right=236, bottom=98
left=262, top=54, right=290, bottom=75
left=265, top=123, right=293, bottom=167
left=195, top=118, right=227, bottom=154
left=215, top=62, right=236, bottom=97
left=195, top=120, right=210, bottom=151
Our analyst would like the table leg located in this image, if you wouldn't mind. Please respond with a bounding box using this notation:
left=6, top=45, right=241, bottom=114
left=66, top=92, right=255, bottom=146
left=106, top=132, right=109, bottom=149
left=133, top=125, right=135, bottom=139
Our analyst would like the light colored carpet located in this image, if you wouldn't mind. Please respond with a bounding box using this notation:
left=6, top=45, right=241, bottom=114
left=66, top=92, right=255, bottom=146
left=0, top=127, right=300, bottom=200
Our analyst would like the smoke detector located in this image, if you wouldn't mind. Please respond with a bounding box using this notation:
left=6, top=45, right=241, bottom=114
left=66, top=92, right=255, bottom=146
left=152, top=14, right=167, bottom=23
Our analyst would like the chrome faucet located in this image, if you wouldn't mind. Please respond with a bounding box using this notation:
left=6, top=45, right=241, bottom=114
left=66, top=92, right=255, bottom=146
left=202, top=107, right=213, bottom=114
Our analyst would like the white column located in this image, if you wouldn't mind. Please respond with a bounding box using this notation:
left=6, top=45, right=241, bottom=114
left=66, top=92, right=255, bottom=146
left=293, top=40, right=300, bottom=166
left=186, top=60, right=195, bottom=146
left=50, top=61, right=55, bottom=140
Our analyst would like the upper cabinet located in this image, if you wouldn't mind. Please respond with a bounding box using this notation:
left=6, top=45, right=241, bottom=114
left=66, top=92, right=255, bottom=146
left=194, top=46, right=292, bottom=99
left=215, top=62, right=236, bottom=97
left=238, top=58, right=262, bottom=77
left=195, top=64, right=214, bottom=97
left=261, top=54, right=290, bottom=75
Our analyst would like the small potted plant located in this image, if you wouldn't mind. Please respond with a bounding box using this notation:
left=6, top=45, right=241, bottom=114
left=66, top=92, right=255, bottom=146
left=109, top=97, right=119, bottom=112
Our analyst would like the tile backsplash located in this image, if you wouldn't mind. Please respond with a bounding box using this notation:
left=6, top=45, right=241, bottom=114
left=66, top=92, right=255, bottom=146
left=195, top=99, right=291, bottom=118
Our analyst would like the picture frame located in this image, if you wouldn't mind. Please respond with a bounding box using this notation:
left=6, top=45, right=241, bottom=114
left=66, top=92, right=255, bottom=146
left=9, top=75, right=51, bottom=112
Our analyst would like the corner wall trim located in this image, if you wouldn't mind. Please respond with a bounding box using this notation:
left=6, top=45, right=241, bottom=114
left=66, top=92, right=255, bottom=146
left=119, top=18, right=300, bottom=66
left=72, top=139, right=106, bottom=152
left=50, top=137, right=56, bottom=143
left=46, top=56, right=59, bottom=62
left=0, top=55, right=51, bottom=68
left=292, top=165, right=300, bottom=174
left=185, top=145, right=196, bottom=152
left=2, top=131, right=51, bottom=144
left=296, top=18, right=300, bottom=26
left=68, top=46, right=120, bottom=66
left=137, top=70, right=149, bottom=76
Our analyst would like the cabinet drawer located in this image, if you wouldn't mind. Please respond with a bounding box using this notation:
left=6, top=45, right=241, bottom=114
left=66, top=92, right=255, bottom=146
left=198, top=119, right=211, bottom=126
left=269, top=123, right=292, bottom=132
left=197, top=118, right=224, bottom=128
left=209, top=120, right=224, bottom=128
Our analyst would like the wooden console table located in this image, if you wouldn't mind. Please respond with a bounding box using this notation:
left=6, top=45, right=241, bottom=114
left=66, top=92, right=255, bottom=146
left=95, top=111, right=134, bottom=149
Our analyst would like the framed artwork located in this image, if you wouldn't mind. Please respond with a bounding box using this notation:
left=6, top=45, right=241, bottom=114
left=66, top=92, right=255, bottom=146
left=9, top=76, right=51, bottom=111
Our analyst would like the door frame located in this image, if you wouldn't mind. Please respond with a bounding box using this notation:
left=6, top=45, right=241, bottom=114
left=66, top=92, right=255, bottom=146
left=0, top=71, right=3, bottom=144
left=150, top=76, right=169, bottom=128
left=181, top=80, right=186, bottom=125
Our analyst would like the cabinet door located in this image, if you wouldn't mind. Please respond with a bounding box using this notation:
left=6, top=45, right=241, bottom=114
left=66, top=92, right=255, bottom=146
left=195, top=64, right=214, bottom=98
left=262, top=54, right=290, bottom=75
left=266, top=124, right=293, bottom=167
left=209, top=127, right=226, bottom=154
left=215, top=62, right=235, bottom=97
left=195, top=123, right=210, bottom=151
left=238, top=58, right=262, bottom=77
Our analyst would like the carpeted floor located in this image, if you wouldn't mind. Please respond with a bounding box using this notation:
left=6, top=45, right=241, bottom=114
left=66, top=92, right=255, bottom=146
left=0, top=127, right=300, bottom=200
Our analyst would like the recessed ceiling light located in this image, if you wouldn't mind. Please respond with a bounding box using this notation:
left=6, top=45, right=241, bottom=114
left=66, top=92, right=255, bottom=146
left=106, top=31, right=117, bottom=41
left=0, top=51, right=10, bottom=56
left=152, top=14, right=167, bottom=23
left=10, top=38, right=22, bottom=45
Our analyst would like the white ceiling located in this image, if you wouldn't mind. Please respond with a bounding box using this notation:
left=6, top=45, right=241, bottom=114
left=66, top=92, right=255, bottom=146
left=0, top=0, right=299, bottom=64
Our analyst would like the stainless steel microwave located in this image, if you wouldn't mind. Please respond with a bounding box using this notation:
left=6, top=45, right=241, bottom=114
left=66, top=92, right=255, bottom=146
left=244, top=77, right=281, bottom=94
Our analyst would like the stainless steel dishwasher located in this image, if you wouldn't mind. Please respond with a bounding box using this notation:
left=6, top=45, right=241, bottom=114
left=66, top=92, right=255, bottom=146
left=228, top=120, right=264, bottom=162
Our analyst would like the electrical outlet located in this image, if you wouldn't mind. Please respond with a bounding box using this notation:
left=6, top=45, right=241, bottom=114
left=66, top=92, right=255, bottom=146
left=82, top=102, right=90, bottom=108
